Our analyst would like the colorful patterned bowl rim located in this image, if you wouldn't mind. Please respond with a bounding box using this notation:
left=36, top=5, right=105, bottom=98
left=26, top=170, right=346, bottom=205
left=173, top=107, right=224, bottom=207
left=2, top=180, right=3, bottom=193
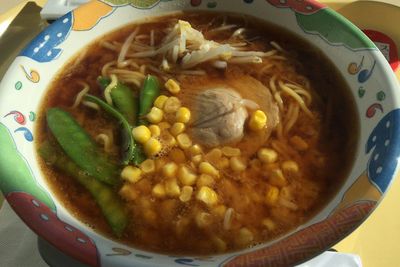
left=0, top=0, right=399, bottom=266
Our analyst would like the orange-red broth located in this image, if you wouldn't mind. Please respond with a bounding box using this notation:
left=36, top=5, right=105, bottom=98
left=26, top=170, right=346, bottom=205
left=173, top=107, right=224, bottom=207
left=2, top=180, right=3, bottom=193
left=36, top=12, right=358, bottom=255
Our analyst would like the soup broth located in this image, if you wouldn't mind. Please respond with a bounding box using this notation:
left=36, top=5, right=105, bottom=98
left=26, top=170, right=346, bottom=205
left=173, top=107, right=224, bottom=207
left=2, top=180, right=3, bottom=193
left=37, top=12, right=358, bottom=254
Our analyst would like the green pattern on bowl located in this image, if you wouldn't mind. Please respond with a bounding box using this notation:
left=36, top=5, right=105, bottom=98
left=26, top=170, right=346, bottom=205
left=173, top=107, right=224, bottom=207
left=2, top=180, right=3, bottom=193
left=296, top=8, right=376, bottom=50
left=0, top=123, right=55, bottom=211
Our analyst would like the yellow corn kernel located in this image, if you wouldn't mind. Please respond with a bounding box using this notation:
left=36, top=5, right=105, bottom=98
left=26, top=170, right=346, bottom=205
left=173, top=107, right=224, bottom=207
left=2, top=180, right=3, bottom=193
left=155, top=157, right=167, bottom=171
left=212, top=236, right=227, bottom=252
left=289, top=135, right=309, bottom=151
left=164, top=96, right=181, bottom=113
left=152, top=183, right=166, bottom=198
left=160, top=199, right=178, bottom=221
left=189, top=161, right=197, bottom=170
left=176, top=133, right=192, bottom=150
left=263, top=162, right=280, bottom=172
left=191, top=154, right=203, bottom=165
left=230, top=156, right=247, bottom=172
left=269, top=169, right=288, bottom=188
left=158, top=121, right=171, bottom=130
left=179, top=186, right=193, bottom=202
left=223, top=207, right=234, bottom=230
left=140, top=159, right=156, bottom=174
left=195, top=212, right=213, bottom=228
left=189, top=144, right=203, bottom=156
left=178, top=165, right=197, bottom=186
left=176, top=107, right=191, bottom=123
left=211, top=204, right=227, bottom=218
left=170, top=122, right=186, bottom=136
left=121, top=166, right=142, bottom=183
left=165, top=79, right=181, bottom=94
left=154, top=95, right=168, bottom=109
left=160, top=131, right=176, bottom=147
left=251, top=191, right=263, bottom=203
left=132, top=125, right=151, bottom=144
left=144, top=138, right=162, bottom=157
left=196, top=186, right=218, bottom=206
left=221, top=146, right=241, bottom=157
left=176, top=217, right=190, bottom=236
left=162, top=162, right=178, bottom=178
left=165, top=178, right=181, bottom=197
left=265, top=185, right=280, bottom=206
left=146, top=107, right=164, bottom=124
left=282, top=160, right=299, bottom=175
left=249, top=158, right=262, bottom=170
left=148, top=124, right=161, bottom=137
left=257, top=148, right=278, bottom=163
left=280, top=186, right=293, bottom=200
left=143, top=209, right=157, bottom=226
left=249, top=110, right=267, bottom=131
left=196, top=174, right=215, bottom=188
left=138, top=197, right=152, bottom=209
left=170, top=148, right=186, bottom=164
left=199, top=162, right=219, bottom=177
left=220, top=51, right=232, bottom=61
left=236, top=227, right=254, bottom=246
left=136, top=179, right=151, bottom=194
left=119, top=184, right=139, bottom=201
left=262, top=218, right=276, bottom=231
left=179, top=20, right=192, bottom=29
left=216, top=157, right=230, bottom=170
left=205, top=148, right=222, bottom=165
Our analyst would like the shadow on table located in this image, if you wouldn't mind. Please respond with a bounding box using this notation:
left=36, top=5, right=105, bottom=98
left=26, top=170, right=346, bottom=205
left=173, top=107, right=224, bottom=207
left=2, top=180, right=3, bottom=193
left=0, top=2, right=48, bottom=80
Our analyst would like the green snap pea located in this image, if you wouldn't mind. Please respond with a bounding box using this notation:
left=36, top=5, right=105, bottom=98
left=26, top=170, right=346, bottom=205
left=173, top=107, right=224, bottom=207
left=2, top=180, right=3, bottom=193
left=138, top=75, right=160, bottom=125
left=38, top=141, right=128, bottom=237
left=84, top=94, right=144, bottom=165
left=97, top=76, right=138, bottom=125
left=132, top=145, right=146, bottom=166
left=46, top=108, right=119, bottom=185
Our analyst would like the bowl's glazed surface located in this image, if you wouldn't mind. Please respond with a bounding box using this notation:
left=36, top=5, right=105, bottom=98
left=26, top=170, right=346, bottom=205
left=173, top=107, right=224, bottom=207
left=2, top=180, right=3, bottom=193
left=0, top=1, right=399, bottom=266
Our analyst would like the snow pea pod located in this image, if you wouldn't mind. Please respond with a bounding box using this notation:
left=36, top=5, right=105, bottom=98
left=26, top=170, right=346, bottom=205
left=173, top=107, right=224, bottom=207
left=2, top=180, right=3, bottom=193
left=97, top=76, right=138, bottom=125
left=138, top=75, right=160, bottom=125
left=38, top=141, right=128, bottom=237
left=132, top=144, right=146, bottom=165
left=46, top=108, right=119, bottom=185
left=84, top=94, right=142, bottom=165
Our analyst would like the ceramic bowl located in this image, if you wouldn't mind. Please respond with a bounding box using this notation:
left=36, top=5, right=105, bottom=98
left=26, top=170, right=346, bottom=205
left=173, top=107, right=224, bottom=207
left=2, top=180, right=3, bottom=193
left=1, top=0, right=399, bottom=266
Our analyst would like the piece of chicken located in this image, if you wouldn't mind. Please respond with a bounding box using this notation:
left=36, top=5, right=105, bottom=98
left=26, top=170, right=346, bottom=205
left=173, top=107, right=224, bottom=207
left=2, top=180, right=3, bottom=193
left=191, top=88, right=248, bottom=147
left=179, top=74, right=279, bottom=156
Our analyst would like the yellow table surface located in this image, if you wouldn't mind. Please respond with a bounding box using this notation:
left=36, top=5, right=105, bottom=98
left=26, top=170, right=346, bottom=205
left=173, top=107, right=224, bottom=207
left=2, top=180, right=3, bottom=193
left=1, top=1, right=399, bottom=267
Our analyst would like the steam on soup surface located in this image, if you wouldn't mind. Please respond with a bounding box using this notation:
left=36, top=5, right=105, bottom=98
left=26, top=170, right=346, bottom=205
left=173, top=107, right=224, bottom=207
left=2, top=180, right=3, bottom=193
left=37, top=12, right=357, bottom=254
